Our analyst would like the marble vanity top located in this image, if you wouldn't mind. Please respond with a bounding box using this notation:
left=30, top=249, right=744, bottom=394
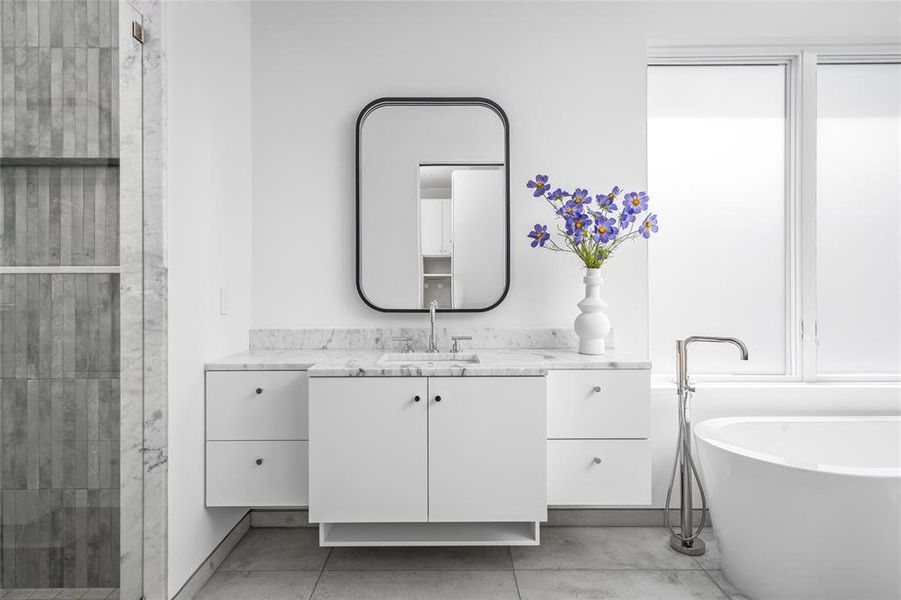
left=205, top=348, right=650, bottom=376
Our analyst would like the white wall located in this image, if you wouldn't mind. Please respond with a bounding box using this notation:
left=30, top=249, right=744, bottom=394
left=165, top=1, right=253, bottom=597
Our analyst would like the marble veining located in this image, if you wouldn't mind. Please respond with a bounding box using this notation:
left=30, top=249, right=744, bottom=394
left=249, top=327, right=592, bottom=351
left=206, top=347, right=649, bottom=377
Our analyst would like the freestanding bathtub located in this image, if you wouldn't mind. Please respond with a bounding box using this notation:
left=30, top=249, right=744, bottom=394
left=694, top=416, right=901, bottom=600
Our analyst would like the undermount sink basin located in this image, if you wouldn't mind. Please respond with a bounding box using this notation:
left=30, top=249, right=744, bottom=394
left=378, top=352, right=481, bottom=364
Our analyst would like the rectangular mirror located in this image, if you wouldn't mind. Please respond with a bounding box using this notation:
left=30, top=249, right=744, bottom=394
left=356, top=98, right=510, bottom=312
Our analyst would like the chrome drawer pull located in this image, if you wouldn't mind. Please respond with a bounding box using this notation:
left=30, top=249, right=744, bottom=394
left=593, top=386, right=602, bottom=393
left=593, top=457, right=602, bottom=464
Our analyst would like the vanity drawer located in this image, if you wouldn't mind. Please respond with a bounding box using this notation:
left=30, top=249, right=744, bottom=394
left=547, top=439, right=651, bottom=506
left=206, top=440, right=309, bottom=507
left=547, top=369, right=649, bottom=439
left=206, top=371, right=308, bottom=440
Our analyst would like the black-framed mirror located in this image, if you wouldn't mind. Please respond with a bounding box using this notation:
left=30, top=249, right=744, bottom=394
left=356, top=97, right=510, bottom=312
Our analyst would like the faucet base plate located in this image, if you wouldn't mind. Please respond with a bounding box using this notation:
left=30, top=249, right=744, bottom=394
left=669, top=534, right=706, bottom=556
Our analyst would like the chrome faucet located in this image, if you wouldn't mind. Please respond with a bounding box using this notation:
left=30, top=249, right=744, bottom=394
left=428, top=300, right=439, bottom=353
left=676, top=336, right=749, bottom=395
left=667, top=335, right=749, bottom=557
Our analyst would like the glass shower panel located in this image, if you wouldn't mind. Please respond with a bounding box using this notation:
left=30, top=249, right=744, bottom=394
left=0, top=1, right=139, bottom=596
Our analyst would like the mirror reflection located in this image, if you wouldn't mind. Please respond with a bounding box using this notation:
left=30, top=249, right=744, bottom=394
left=357, top=100, right=509, bottom=312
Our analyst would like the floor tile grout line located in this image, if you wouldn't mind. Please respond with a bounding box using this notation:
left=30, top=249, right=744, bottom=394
left=509, top=548, right=523, bottom=600
left=698, top=567, right=733, bottom=599
left=307, top=548, right=332, bottom=600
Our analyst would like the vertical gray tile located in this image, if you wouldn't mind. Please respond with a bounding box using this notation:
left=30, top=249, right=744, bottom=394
left=74, top=488, right=87, bottom=587
left=73, top=0, right=87, bottom=50
left=39, top=379, right=53, bottom=489
left=37, top=167, right=49, bottom=265
left=37, top=46, right=51, bottom=157
left=0, top=276, right=16, bottom=377
left=1, top=169, right=16, bottom=265
left=25, top=0, right=38, bottom=47
left=62, top=47, right=74, bottom=156
left=38, top=273, right=51, bottom=377
left=1, top=378, right=27, bottom=488
left=25, top=47, right=38, bottom=155
left=109, top=48, right=117, bottom=157
left=85, top=47, right=98, bottom=157
left=14, top=273, right=26, bottom=378
left=62, top=0, right=74, bottom=48
left=25, top=167, right=37, bottom=264
left=59, top=167, right=72, bottom=264
left=38, top=0, right=51, bottom=48
left=85, top=0, right=98, bottom=48
left=73, top=275, right=86, bottom=373
left=25, top=272, right=38, bottom=378
left=81, top=167, right=93, bottom=264
left=50, top=0, right=63, bottom=47
left=98, top=0, right=110, bottom=50
left=50, top=274, right=64, bottom=376
left=14, top=167, right=26, bottom=264
left=50, top=47, right=62, bottom=156
left=106, top=168, right=117, bottom=265
left=1, top=0, right=15, bottom=47
left=1, top=490, right=16, bottom=588
left=62, top=274, right=75, bottom=377
left=13, top=47, right=25, bottom=154
left=73, top=47, right=85, bottom=156
left=98, top=47, right=110, bottom=157
left=25, top=378, right=39, bottom=489
left=48, top=167, right=60, bottom=264
left=2, top=49, right=15, bottom=154
left=13, top=0, right=26, bottom=47
left=109, top=0, right=117, bottom=49
left=70, top=166, right=83, bottom=265
left=93, top=167, right=106, bottom=266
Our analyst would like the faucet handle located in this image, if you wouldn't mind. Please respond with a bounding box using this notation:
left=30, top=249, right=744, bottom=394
left=451, top=336, right=472, bottom=353
left=392, top=336, right=415, bottom=353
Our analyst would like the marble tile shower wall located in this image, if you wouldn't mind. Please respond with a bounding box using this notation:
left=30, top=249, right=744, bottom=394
left=1, top=0, right=120, bottom=158
left=0, top=0, right=121, bottom=590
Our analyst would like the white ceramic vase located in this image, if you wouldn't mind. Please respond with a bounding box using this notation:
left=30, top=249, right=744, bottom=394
left=574, top=267, right=610, bottom=355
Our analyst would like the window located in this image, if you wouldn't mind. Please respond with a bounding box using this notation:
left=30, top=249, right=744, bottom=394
left=816, top=62, right=901, bottom=376
left=648, top=53, right=900, bottom=381
left=648, top=64, right=788, bottom=376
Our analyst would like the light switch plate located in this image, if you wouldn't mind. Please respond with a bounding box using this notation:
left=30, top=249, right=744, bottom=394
left=219, top=287, right=230, bottom=315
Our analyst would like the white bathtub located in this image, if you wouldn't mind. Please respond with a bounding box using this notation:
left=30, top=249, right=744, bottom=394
left=694, top=416, right=901, bottom=600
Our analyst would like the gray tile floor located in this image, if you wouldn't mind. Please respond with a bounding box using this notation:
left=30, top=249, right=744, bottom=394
left=195, top=527, right=750, bottom=600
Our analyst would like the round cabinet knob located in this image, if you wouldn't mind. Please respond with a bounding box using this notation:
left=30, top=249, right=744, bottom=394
left=593, top=457, right=602, bottom=464
left=414, top=395, right=421, bottom=402
left=255, top=388, right=263, bottom=395
left=593, top=386, right=602, bottom=393
left=255, top=458, right=264, bottom=466
left=434, top=395, right=442, bottom=402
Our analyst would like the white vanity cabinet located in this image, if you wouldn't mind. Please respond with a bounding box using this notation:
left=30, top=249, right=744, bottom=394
left=309, top=376, right=547, bottom=545
left=546, top=368, right=651, bottom=506
left=205, top=370, right=310, bottom=507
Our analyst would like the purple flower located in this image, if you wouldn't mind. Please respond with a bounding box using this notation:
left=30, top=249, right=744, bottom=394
left=547, top=188, right=570, bottom=202
left=527, top=174, right=550, bottom=197
left=527, top=224, right=550, bottom=247
left=592, top=216, right=618, bottom=244
left=557, top=202, right=584, bottom=219
left=619, top=210, right=636, bottom=228
left=596, top=186, right=620, bottom=211
left=566, top=213, right=592, bottom=244
left=569, top=188, right=590, bottom=207
left=623, top=191, right=649, bottom=214
left=640, top=214, right=659, bottom=238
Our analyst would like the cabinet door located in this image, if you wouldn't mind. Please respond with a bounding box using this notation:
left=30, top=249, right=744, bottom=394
left=309, top=377, right=428, bottom=523
left=547, top=370, right=649, bottom=439
left=428, top=377, right=547, bottom=522
left=206, top=371, right=308, bottom=440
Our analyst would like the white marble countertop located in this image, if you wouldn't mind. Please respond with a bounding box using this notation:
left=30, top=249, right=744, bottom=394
left=205, top=348, right=650, bottom=376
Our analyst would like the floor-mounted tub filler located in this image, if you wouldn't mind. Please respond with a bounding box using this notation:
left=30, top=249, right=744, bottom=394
left=695, top=416, right=901, bottom=600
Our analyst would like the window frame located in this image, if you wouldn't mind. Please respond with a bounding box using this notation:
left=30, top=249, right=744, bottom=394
left=647, top=44, right=901, bottom=384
